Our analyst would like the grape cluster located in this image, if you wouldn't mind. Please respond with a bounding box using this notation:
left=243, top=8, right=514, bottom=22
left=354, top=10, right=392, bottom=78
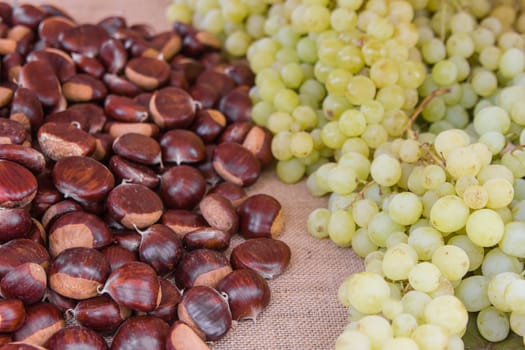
left=166, top=0, right=525, bottom=348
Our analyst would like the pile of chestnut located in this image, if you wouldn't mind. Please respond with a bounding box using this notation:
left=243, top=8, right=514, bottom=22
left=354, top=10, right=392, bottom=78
left=0, top=3, right=292, bottom=350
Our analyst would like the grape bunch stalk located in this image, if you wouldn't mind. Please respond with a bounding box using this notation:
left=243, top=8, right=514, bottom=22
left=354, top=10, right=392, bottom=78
left=166, top=0, right=525, bottom=348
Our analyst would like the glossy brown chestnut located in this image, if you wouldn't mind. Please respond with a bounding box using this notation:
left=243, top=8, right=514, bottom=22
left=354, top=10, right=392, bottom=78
left=199, top=193, right=239, bottom=235
left=191, top=109, right=226, bottom=144
left=0, top=299, right=25, bottom=332
left=112, top=133, right=161, bottom=166
left=175, top=249, right=232, bottom=289
left=125, top=56, right=170, bottom=91
left=160, top=129, right=206, bottom=165
left=148, top=278, right=181, bottom=323
left=112, top=230, right=141, bottom=253
left=60, top=24, right=109, bottom=57
left=242, top=126, right=273, bottom=167
left=149, top=86, right=196, bottom=129
left=52, top=156, right=114, bottom=204
left=159, top=165, right=206, bottom=210
left=219, top=85, right=252, bottom=123
left=212, top=142, right=261, bottom=187
left=99, top=38, right=127, bottom=74
left=62, top=74, right=108, bottom=102
left=104, top=122, right=159, bottom=139
left=99, top=261, right=160, bottom=312
left=45, top=326, right=108, bottom=350
left=0, top=239, right=49, bottom=278
left=165, top=321, right=211, bottom=350
left=18, top=59, right=61, bottom=107
left=10, top=87, right=44, bottom=130
left=43, top=290, right=76, bottom=314
left=222, top=62, right=255, bottom=86
left=216, top=269, right=271, bottom=321
left=26, top=49, right=76, bottom=83
left=48, top=211, right=113, bottom=257
left=137, top=224, right=183, bottom=275
left=0, top=208, right=32, bottom=242
left=238, top=193, right=284, bottom=239
left=69, top=295, right=130, bottom=333
left=183, top=227, right=230, bottom=252
left=102, top=74, right=142, bottom=97
left=161, top=209, right=208, bottom=239
left=71, top=53, right=105, bottom=78
left=0, top=262, right=47, bottom=305
left=195, top=70, right=235, bottom=97
left=0, top=145, right=46, bottom=175
left=38, top=16, right=75, bottom=49
left=208, top=181, right=247, bottom=207
left=189, top=83, right=220, bottom=109
left=108, top=156, right=160, bottom=189
left=13, top=302, right=64, bottom=346
left=217, top=121, right=252, bottom=144
left=101, top=245, right=137, bottom=272
left=104, top=95, right=148, bottom=123
left=40, top=200, right=82, bottom=230
left=196, top=145, right=221, bottom=185
left=111, top=316, right=169, bottom=350
left=177, top=285, right=232, bottom=341
left=0, top=118, right=27, bottom=145
left=106, top=183, right=163, bottom=229
left=12, top=4, right=45, bottom=29
left=230, top=238, right=291, bottom=279
left=27, top=219, right=46, bottom=246
left=37, top=122, right=97, bottom=161
left=67, top=103, right=107, bottom=134
left=49, top=247, right=110, bottom=300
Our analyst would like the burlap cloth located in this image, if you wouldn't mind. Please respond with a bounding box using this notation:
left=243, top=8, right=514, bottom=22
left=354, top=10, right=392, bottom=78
left=18, top=1, right=366, bottom=348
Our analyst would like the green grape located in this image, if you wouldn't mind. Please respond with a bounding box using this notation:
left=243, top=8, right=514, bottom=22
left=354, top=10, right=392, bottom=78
left=352, top=228, right=378, bottom=257
left=370, top=154, right=402, bottom=187
left=392, top=313, right=418, bottom=337
left=328, top=209, right=356, bottom=247
left=367, top=211, right=404, bottom=247
left=408, top=262, right=441, bottom=292
left=361, top=123, right=388, bottom=149
left=376, top=85, right=405, bottom=111
left=327, top=164, right=358, bottom=195
left=166, top=3, right=193, bottom=23
left=296, top=37, right=318, bottom=63
left=408, top=225, right=444, bottom=260
left=483, top=178, right=514, bottom=209
left=499, top=47, right=525, bottom=79
left=251, top=101, right=275, bottom=126
left=455, top=275, right=491, bottom=312
left=346, top=75, right=377, bottom=106
left=280, top=62, right=304, bottom=89
left=402, top=290, right=432, bottom=323
left=500, top=222, right=525, bottom=258
left=432, top=244, right=470, bottom=281
left=331, top=7, right=357, bottom=32
left=322, top=94, right=352, bottom=120
left=271, top=130, right=293, bottom=161
left=412, top=324, right=449, bottom=350
left=388, top=192, right=423, bottom=226
left=357, top=315, right=393, bottom=349
left=276, top=158, right=306, bottom=183
left=471, top=69, right=498, bottom=97
left=341, top=137, right=370, bottom=157
left=334, top=330, right=371, bottom=350
left=338, top=110, right=366, bottom=137
left=267, top=111, right=293, bottom=133
left=325, top=69, right=352, bottom=96
left=421, top=38, right=446, bottom=64
left=307, top=207, right=331, bottom=238
left=430, top=195, right=469, bottom=233
left=338, top=152, right=370, bottom=180
left=424, top=295, right=468, bottom=335
left=273, top=88, right=300, bottom=113
left=482, top=248, right=523, bottom=279
left=337, top=45, right=365, bottom=73
left=477, top=307, right=510, bottom=342
left=290, top=131, right=314, bottom=158
left=431, top=59, right=458, bottom=86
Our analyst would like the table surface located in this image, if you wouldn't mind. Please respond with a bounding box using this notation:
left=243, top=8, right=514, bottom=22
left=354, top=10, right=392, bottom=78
left=13, top=1, right=364, bottom=348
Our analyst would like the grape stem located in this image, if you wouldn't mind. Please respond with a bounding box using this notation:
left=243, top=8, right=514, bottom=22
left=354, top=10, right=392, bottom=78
left=404, top=87, right=452, bottom=140
left=356, top=180, right=376, bottom=199
left=501, top=142, right=525, bottom=155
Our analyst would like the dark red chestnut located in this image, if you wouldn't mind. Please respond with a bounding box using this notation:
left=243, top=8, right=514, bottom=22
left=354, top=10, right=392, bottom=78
left=1, top=263, right=46, bottom=305
left=108, top=155, right=160, bottom=189
left=112, top=133, right=162, bottom=166
left=175, top=249, right=232, bottom=289
left=216, top=269, right=271, bottom=321
left=0, top=239, right=50, bottom=278
left=101, top=245, right=137, bottom=272
left=0, top=160, right=38, bottom=208
left=191, top=109, right=226, bottom=144
left=199, top=193, right=238, bottom=235
left=160, top=129, right=206, bottom=165
left=48, top=211, right=113, bottom=257
left=148, top=279, right=181, bottom=322
left=106, top=183, right=163, bottom=229
left=230, top=238, right=291, bottom=279
left=99, top=261, right=160, bottom=312
left=69, top=295, right=131, bottom=333
left=165, top=321, right=210, bottom=350
left=0, top=208, right=32, bottom=243
left=44, top=289, right=76, bottom=313
left=13, top=302, right=64, bottom=346
left=177, top=286, right=231, bottom=341
left=136, top=224, right=182, bottom=275
left=183, top=227, right=230, bottom=251
left=238, top=194, right=284, bottom=239
left=41, top=200, right=83, bottom=230
left=111, top=316, right=169, bottom=350
left=149, top=86, right=196, bottom=129
left=161, top=210, right=208, bottom=239
left=0, top=299, right=25, bottom=332
left=112, top=230, right=141, bottom=253
left=208, top=181, right=247, bottom=207
left=159, top=166, right=206, bottom=210
left=242, top=126, right=273, bottom=167
left=49, top=247, right=110, bottom=300
left=45, top=326, right=108, bottom=350
left=212, top=142, right=261, bottom=187
left=0, top=343, right=46, bottom=349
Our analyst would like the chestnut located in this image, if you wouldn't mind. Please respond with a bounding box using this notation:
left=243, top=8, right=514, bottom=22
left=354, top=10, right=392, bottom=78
left=149, top=86, right=196, bottom=129
left=191, top=109, right=226, bottom=144
left=161, top=210, right=208, bottom=239
left=112, top=133, right=162, bottom=166
left=199, top=193, right=239, bottom=235
left=52, top=156, right=115, bottom=204
left=238, top=194, right=284, bottom=239
left=101, top=245, right=137, bottom=271
left=165, top=321, right=210, bottom=350
left=160, top=129, right=205, bottom=165
left=106, top=183, right=163, bottom=229
left=230, top=238, right=291, bottom=279
left=108, top=155, right=160, bottom=189
left=183, top=227, right=231, bottom=252
left=212, top=142, right=261, bottom=187
left=159, top=166, right=206, bottom=210
left=196, top=145, right=222, bottom=185
left=0, top=343, right=46, bottom=350
left=49, top=247, right=110, bottom=300
left=13, top=302, right=64, bottom=346
left=68, top=295, right=130, bottom=334
left=177, top=285, right=232, bottom=341
left=112, top=230, right=141, bottom=253
left=0, top=299, right=25, bottom=332
left=48, top=211, right=113, bottom=257
left=37, top=122, right=97, bottom=161
left=45, top=326, right=108, bottom=350
left=44, top=289, right=76, bottom=313
left=0, top=239, right=50, bottom=278
left=125, top=56, right=170, bottom=91
left=219, top=85, right=252, bottom=123
left=216, top=269, right=271, bottom=321
left=0, top=208, right=32, bottom=243
left=41, top=200, right=83, bottom=230
left=99, top=261, right=160, bottom=312
left=0, top=160, right=38, bottom=208
left=1, top=262, right=47, bottom=305
left=242, top=126, right=273, bottom=167
left=175, top=249, right=232, bottom=289
left=136, top=224, right=183, bottom=275
left=148, top=278, right=181, bottom=322
left=111, top=316, right=169, bottom=350
left=208, top=181, right=246, bottom=207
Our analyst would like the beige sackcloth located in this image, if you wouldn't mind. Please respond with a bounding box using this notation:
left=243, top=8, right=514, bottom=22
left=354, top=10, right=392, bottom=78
left=20, top=0, right=365, bottom=348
